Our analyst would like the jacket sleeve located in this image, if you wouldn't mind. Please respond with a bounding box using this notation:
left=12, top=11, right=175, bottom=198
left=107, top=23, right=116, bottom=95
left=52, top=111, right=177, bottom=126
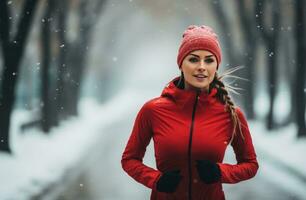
left=217, top=107, right=259, bottom=184
left=121, top=102, right=161, bottom=189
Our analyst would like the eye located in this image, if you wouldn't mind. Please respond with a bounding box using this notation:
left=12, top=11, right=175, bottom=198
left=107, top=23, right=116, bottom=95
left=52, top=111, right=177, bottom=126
left=205, top=58, right=214, bottom=63
left=189, top=57, right=198, bottom=63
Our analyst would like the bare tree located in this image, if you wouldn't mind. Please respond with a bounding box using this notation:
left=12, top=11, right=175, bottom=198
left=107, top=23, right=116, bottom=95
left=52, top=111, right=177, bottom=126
left=40, top=0, right=57, bottom=132
left=0, top=0, right=39, bottom=153
left=18, top=0, right=108, bottom=135
left=62, top=0, right=107, bottom=117
left=54, top=0, right=69, bottom=124
left=255, top=0, right=281, bottom=130
left=294, top=0, right=306, bottom=137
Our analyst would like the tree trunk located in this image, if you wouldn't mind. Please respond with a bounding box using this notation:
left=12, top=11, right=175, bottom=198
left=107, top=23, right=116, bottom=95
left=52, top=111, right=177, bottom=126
left=55, top=0, right=69, bottom=122
left=266, top=42, right=277, bottom=130
left=295, top=0, right=306, bottom=137
left=0, top=0, right=38, bottom=153
left=255, top=0, right=280, bottom=130
left=40, top=0, right=56, bottom=133
left=63, top=0, right=107, bottom=117
left=236, top=0, right=258, bottom=119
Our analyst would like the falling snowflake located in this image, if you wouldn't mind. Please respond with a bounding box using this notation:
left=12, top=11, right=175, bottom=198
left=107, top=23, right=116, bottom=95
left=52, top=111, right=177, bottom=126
left=269, top=52, right=274, bottom=57
left=60, top=44, right=65, bottom=48
left=7, top=1, right=12, bottom=5
left=112, top=57, right=118, bottom=62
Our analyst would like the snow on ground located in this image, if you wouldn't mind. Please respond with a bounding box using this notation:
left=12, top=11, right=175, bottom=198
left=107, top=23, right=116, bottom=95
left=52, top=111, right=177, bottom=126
left=250, top=121, right=306, bottom=176
left=249, top=120, right=306, bottom=199
left=0, top=87, right=306, bottom=200
left=0, top=88, right=151, bottom=200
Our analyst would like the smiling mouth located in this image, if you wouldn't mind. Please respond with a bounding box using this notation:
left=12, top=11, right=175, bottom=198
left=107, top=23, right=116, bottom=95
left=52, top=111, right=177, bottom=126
left=193, top=75, right=208, bottom=78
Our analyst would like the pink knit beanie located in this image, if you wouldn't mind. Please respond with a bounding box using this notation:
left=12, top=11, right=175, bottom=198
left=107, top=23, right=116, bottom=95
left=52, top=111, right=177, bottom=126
left=177, top=25, right=222, bottom=69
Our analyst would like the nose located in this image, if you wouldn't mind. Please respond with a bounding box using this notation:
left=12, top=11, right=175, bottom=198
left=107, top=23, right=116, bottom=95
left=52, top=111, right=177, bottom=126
left=198, top=60, right=206, bottom=71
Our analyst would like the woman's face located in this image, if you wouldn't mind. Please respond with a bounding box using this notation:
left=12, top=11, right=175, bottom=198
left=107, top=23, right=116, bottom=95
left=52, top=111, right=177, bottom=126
left=180, top=50, right=218, bottom=92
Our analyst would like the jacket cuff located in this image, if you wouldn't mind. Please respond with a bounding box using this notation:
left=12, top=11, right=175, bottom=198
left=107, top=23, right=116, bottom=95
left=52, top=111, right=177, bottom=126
left=152, top=171, right=162, bottom=190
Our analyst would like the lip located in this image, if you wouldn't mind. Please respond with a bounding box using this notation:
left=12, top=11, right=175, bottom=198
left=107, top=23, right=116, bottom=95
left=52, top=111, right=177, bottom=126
left=193, top=75, right=207, bottom=82
left=193, top=74, right=208, bottom=78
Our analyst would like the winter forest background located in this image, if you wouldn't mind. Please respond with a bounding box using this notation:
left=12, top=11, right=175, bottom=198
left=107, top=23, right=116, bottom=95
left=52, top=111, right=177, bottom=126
left=0, top=0, right=306, bottom=199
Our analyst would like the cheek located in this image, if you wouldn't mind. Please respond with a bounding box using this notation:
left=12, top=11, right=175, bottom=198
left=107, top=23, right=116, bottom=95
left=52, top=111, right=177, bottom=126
left=208, top=71, right=216, bottom=83
left=182, top=65, right=193, bottom=76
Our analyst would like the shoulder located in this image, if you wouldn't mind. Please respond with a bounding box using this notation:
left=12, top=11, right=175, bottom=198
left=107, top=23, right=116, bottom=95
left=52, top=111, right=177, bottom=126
left=234, top=106, right=251, bottom=130
left=235, top=106, right=244, bottom=115
left=143, top=96, right=172, bottom=109
left=234, top=106, right=248, bottom=122
left=138, top=96, right=163, bottom=115
left=138, top=96, right=172, bottom=118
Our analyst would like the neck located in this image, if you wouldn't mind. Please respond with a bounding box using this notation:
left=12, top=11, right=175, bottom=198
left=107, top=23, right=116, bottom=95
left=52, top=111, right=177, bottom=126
left=184, top=81, right=209, bottom=94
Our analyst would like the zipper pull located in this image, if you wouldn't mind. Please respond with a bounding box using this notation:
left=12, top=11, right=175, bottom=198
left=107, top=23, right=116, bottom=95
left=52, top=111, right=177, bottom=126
left=196, top=90, right=201, bottom=99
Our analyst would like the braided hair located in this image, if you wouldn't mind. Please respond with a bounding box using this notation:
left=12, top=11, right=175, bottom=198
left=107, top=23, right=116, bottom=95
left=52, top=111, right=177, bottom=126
left=209, top=72, right=244, bottom=144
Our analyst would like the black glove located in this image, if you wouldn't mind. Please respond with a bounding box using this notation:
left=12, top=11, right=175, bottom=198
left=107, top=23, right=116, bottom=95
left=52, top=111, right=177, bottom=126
left=196, top=160, right=221, bottom=184
left=156, top=170, right=182, bottom=193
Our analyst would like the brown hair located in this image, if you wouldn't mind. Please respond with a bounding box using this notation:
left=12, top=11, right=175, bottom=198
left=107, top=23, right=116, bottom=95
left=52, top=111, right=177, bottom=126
left=209, top=71, right=244, bottom=144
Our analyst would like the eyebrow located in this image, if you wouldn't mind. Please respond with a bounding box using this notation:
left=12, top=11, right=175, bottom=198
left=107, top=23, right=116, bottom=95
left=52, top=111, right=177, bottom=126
left=189, top=54, right=214, bottom=58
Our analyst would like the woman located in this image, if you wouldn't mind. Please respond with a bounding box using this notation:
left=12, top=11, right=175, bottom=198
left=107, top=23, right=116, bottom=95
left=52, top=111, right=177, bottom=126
left=121, top=25, right=259, bottom=200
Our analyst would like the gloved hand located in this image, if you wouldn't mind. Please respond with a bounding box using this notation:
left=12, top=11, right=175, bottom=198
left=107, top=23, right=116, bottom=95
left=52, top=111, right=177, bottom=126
left=196, top=160, right=221, bottom=184
left=156, top=170, right=182, bottom=193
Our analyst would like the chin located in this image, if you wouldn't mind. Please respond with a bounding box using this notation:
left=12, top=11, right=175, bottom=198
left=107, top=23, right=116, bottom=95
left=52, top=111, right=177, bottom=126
left=191, top=83, right=208, bottom=90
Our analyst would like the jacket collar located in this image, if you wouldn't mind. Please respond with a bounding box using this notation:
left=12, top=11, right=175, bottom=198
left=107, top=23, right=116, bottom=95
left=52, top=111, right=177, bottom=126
left=161, top=76, right=218, bottom=108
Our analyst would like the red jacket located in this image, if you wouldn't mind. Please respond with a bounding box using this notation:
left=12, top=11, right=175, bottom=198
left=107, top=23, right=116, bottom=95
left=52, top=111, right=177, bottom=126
left=121, top=77, right=259, bottom=200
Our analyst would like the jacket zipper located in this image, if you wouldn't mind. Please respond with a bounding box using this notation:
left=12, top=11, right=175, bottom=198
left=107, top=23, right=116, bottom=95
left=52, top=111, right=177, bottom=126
left=187, top=90, right=200, bottom=200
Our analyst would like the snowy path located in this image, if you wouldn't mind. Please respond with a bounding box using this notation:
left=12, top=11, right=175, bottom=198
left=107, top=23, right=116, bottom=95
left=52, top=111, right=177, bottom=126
left=59, top=106, right=306, bottom=200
